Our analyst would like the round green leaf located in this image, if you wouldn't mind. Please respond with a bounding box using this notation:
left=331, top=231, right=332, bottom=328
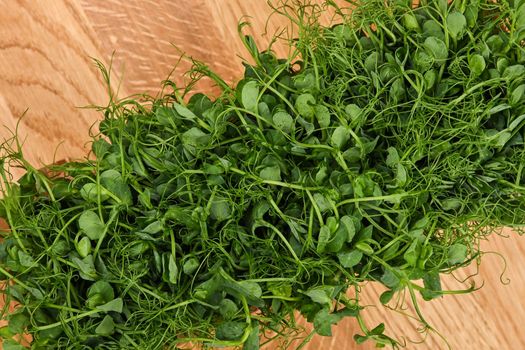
left=469, top=54, right=486, bottom=77
left=77, top=237, right=91, bottom=258
left=337, top=250, right=363, bottom=268
left=241, top=80, right=259, bottom=113
left=423, top=36, right=448, bottom=63
left=330, top=126, right=350, bottom=149
left=314, top=105, right=331, bottom=128
left=447, top=12, right=467, bottom=40
left=295, top=93, right=316, bottom=119
left=78, top=211, right=105, bottom=240
left=273, top=111, right=294, bottom=133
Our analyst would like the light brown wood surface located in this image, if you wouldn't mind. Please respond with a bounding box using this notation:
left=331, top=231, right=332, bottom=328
left=0, top=1, right=524, bottom=349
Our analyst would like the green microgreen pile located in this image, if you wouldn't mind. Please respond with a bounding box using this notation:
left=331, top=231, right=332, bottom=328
left=2, top=0, right=525, bottom=349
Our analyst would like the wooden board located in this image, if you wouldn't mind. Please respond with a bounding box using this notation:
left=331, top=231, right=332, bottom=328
left=0, top=1, right=524, bottom=349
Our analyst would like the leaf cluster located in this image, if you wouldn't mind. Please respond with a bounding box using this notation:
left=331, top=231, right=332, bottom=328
left=1, top=0, right=525, bottom=349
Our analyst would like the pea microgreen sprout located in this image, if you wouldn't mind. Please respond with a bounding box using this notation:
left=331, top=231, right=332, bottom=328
left=1, top=0, right=525, bottom=349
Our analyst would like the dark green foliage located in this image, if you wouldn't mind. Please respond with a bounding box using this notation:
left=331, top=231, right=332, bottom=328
left=1, top=0, right=525, bottom=349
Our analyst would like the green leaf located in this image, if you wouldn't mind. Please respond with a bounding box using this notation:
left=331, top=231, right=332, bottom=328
left=17, top=250, right=34, bottom=267
left=448, top=243, right=468, bottom=264
left=27, top=287, right=44, bottom=300
left=325, top=223, right=347, bottom=253
left=370, top=323, right=385, bottom=336
left=220, top=273, right=263, bottom=306
left=442, top=198, right=462, bottom=210
left=383, top=241, right=400, bottom=261
left=489, top=104, right=511, bottom=115
left=403, top=240, right=420, bottom=267
left=381, top=268, right=401, bottom=290
left=142, top=220, right=163, bottom=234
left=380, top=268, right=401, bottom=289
left=77, top=236, right=91, bottom=258
left=155, top=106, right=177, bottom=127
left=303, top=287, right=332, bottom=306
left=396, top=163, right=407, bottom=187
left=294, top=72, right=316, bottom=90
left=510, top=84, right=525, bottom=106
left=241, top=81, right=259, bottom=113
left=390, top=78, right=406, bottom=102
left=379, top=290, right=394, bottom=304
left=88, top=281, right=114, bottom=306
left=313, top=307, right=358, bottom=337
left=237, top=281, right=263, bottom=299
left=92, top=138, right=111, bottom=158
left=312, top=308, right=336, bottom=336
left=402, top=13, right=420, bottom=31
left=219, top=299, right=239, bottom=319
left=386, top=147, right=399, bottom=167
left=243, top=323, right=260, bottom=350
left=80, top=183, right=109, bottom=202
left=268, top=282, right=292, bottom=297
left=469, top=54, right=486, bottom=77
left=355, top=241, right=374, bottom=255
left=317, top=225, right=331, bottom=253
left=330, top=126, right=350, bottom=149
left=0, top=326, right=14, bottom=338
left=326, top=216, right=338, bottom=232
left=364, top=52, right=380, bottom=73
left=447, top=12, right=467, bottom=39
left=315, top=165, right=328, bottom=184
left=516, top=3, right=525, bottom=30
left=314, top=105, right=331, bottom=128
left=414, top=50, right=433, bottom=71
left=503, top=65, right=525, bottom=80
left=79, top=211, right=105, bottom=240
left=210, top=197, right=232, bottom=221
left=313, top=193, right=331, bottom=212
left=421, top=272, right=442, bottom=300
left=354, top=334, right=368, bottom=344
left=508, top=114, right=525, bottom=131
left=8, top=312, right=29, bottom=334
left=183, top=258, right=199, bottom=275
left=345, top=104, right=362, bottom=121
left=297, top=116, right=314, bottom=136
left=437, top=0, right=448, bottom=14
left=418, top=244, right=433, bottom=270
left=423, top=36, right=448, bottom=63
left=3, top=340, right=26, bottom=350
left=259, top=165, right=281, bottom=181
left=337, top=250, right=363, bottom=268
left=95, top=315, right=115, bottom=336
left=258, top=102, right=271, bottom=122
left=273, top=111, right=294, bottom=133
left=168, top=254, right=178, bottom=284
left=465, top=2, right=479, bottom=28
left=340, top=215, right=356, bottom=243
left=173, top=102, right=198, bottom=120
left=72, top=255, right=97, bottom=281
left=424, top=69, right=437, bottom=90
left=423, top=20, right=444, bottom=40
left=216, top=321, right=246, bottom=341
left=97, top=298, right=123, bottom=313
left=243, top=34, right=259, bottom=59
left=100, top=169, right=132, bottom=205
left=495, top=131, right=512, bottom=148
left=295, top=94, right=316, bottom=119
left=182, top=127, right=211, bottom=154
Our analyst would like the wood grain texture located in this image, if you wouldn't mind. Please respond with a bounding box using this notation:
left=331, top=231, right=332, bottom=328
left=0, top=1, right=524, bottom=349
left=0, top=0, right=118, bottom=177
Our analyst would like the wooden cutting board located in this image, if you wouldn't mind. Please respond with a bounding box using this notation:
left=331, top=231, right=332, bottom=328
left=0, top=1, right=524, bottom=349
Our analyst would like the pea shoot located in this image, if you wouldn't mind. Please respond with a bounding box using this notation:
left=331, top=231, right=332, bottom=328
left=1, top=0, right=525, bottom=349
